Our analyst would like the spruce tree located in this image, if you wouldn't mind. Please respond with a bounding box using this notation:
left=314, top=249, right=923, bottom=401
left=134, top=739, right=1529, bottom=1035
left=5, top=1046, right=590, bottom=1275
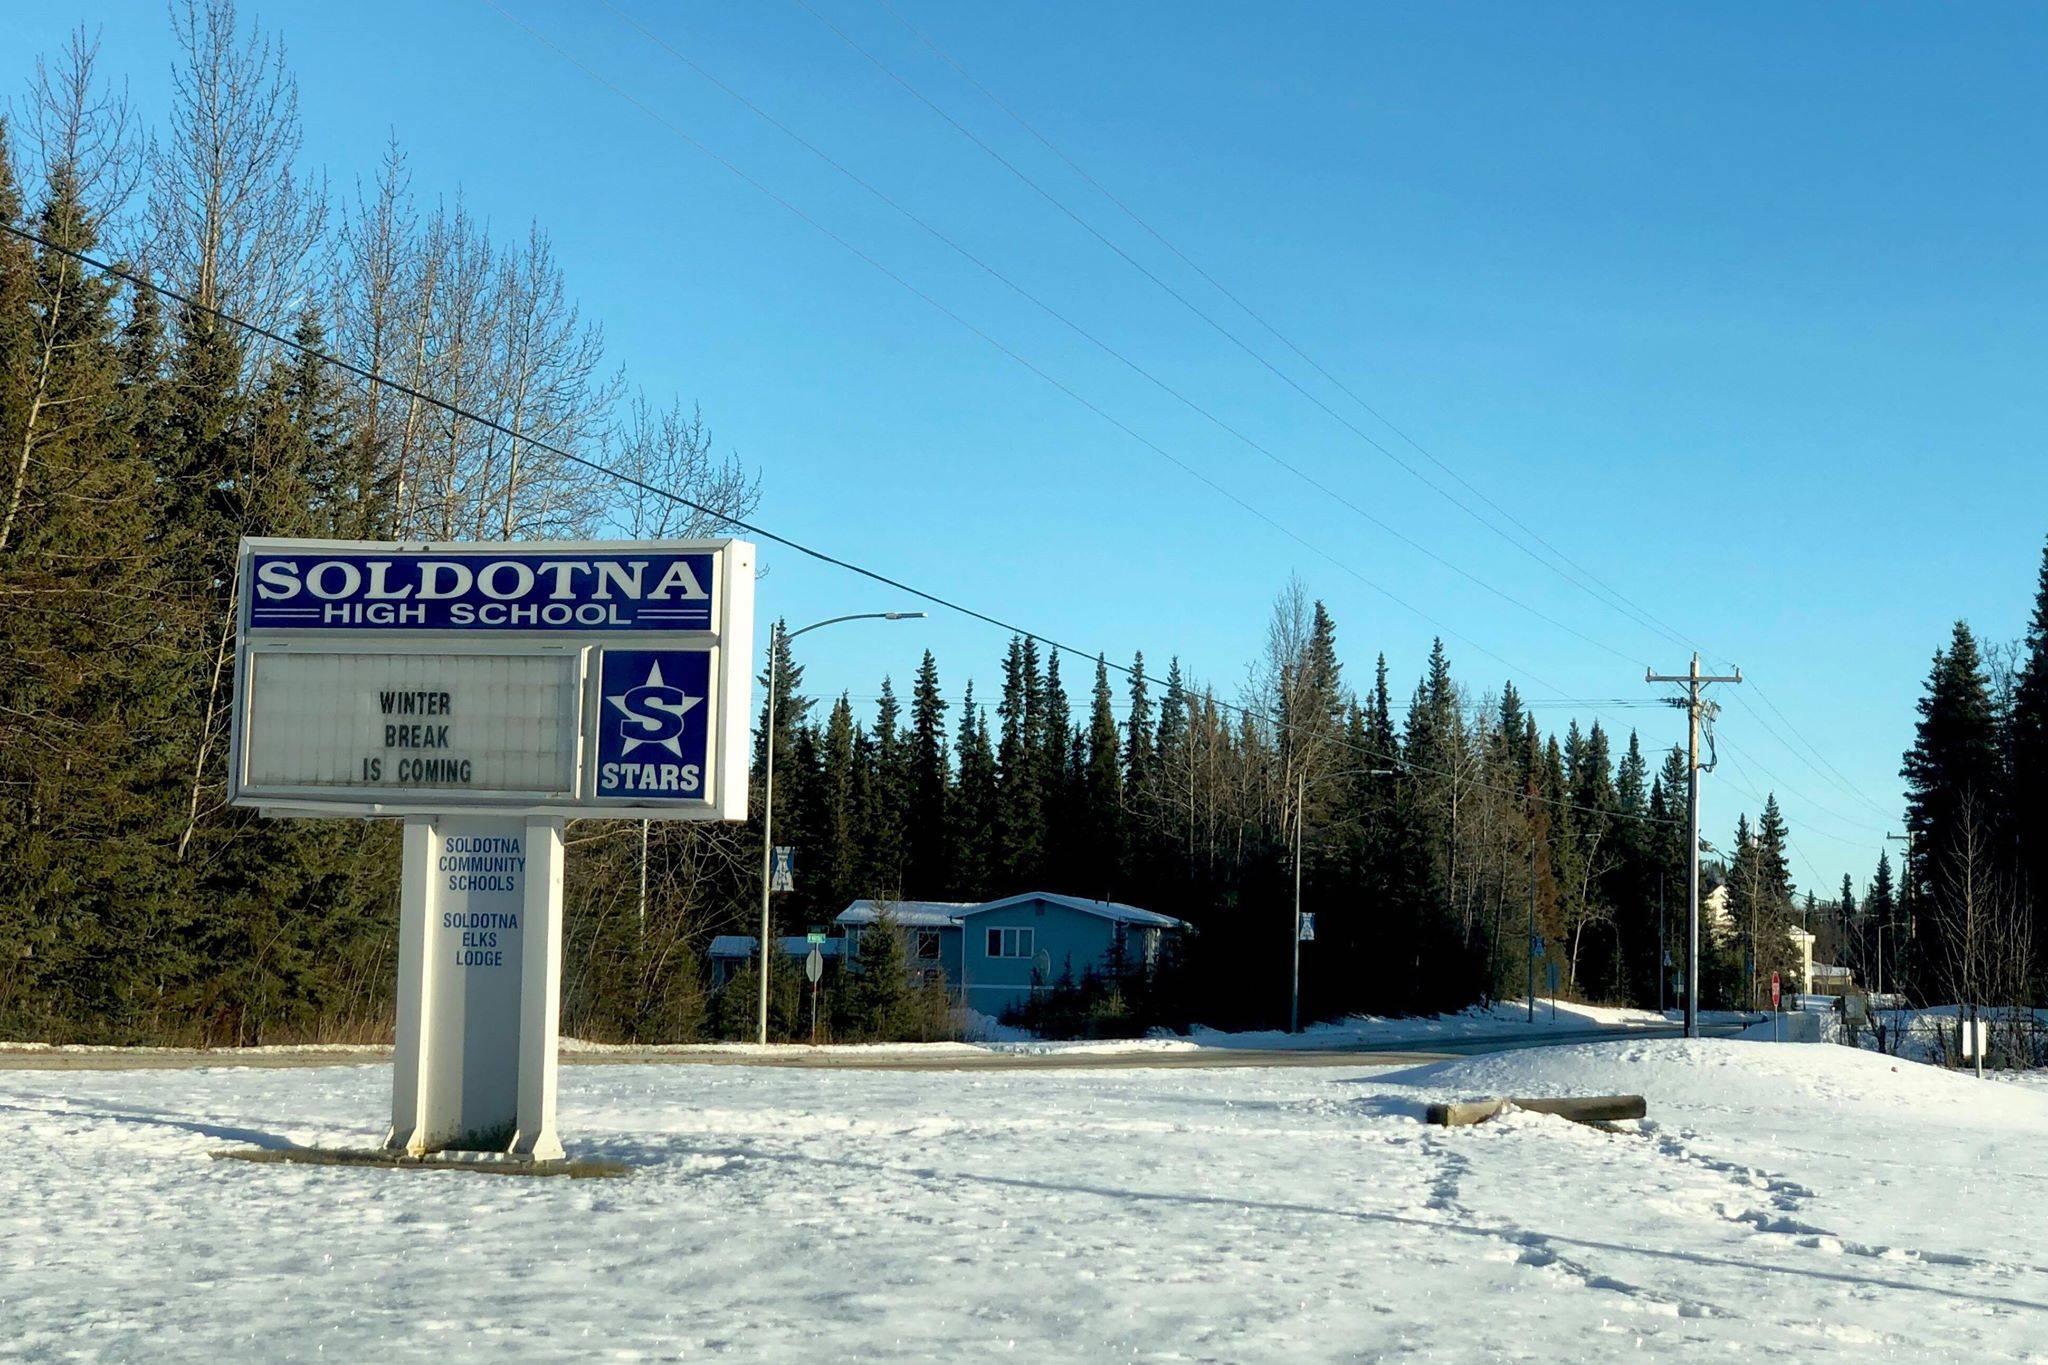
left=952, top=685, right=998, bottom=900
left=1084, top=657, right=1123, bottom=895
left=0, top=155, right=166, bottom=1034
left=1900, top=622, right=2007, bottom=997
left=1864, top=850, right=1897, bottom=991
left=1146, top=657, right=1188, bottom=888
left=905, top=652, right=950, bottom=898
left=1124, top=652, right=1155, bottom=794
left=1038, top=650, right=1073, bottom=868
left=2012, top=538, right=2048, bottom=989
left=995, top=638, right=1045, bottom=889
left=864, top=677, right=909, bottom=896
left=810, top=696, right=860, bottom=914
left=847, top=908, right=912, bottom=1039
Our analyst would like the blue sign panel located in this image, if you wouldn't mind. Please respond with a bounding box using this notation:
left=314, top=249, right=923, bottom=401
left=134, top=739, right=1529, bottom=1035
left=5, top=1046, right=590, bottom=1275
left=248, top=551, right=716, bottom=632
left=594, top=649, right=713, bottom=801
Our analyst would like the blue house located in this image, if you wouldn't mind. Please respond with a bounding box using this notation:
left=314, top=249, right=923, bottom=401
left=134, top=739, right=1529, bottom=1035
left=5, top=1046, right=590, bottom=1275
left=835, top=900, right=974, bottom=986
left=833, top=893, right=1186, bottom=1018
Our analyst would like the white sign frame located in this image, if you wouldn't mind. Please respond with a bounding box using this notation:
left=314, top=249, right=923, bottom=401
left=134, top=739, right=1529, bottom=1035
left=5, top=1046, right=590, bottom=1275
left=227, top=536, right=755, bottom=822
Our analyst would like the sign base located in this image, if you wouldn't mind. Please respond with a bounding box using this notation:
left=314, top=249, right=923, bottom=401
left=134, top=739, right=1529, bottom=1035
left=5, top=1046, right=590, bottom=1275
left=386, top=815, right=565, bottom=1160
left=213, top=1146, right=627, bottom=1178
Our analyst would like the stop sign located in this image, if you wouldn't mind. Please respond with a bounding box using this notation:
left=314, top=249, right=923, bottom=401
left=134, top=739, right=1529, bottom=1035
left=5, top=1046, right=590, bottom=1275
left=1770, top=971, right=1781, bottom=1009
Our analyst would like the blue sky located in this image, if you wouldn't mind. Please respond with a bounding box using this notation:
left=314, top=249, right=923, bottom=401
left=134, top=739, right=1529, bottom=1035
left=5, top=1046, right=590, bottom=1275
left=10, top=2, right=2046, bottom=894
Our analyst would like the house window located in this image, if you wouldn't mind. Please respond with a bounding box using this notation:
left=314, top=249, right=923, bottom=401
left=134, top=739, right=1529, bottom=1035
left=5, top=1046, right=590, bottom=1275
left=914, top=929, right=941, bottom=961
left=985, top=927, right=1034, bottom=959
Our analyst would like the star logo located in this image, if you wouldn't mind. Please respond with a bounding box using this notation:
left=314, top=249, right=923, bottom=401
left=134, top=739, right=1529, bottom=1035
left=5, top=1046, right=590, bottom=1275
left=606, top=658, right=702, bottom=757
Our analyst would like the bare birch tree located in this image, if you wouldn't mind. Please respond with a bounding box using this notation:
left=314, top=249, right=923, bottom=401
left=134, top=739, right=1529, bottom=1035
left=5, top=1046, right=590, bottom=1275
left=148, top=0, right=326, bottom=334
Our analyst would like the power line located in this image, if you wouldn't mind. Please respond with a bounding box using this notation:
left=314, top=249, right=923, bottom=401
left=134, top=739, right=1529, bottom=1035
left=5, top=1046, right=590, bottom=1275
left=1716, top=743, right=1842, bottom=892
left=1708, top=733, right=1890, bottom=838
left=518, top=0, right=1745, bottom=816
left=524, top=0, right=1712, bottom=800
left=485, top=4, right=1861, bottom=842
left=0, top=220, right=1669, bottom=831
left=805, top=0, right=1697, bottom=659
left=867, top=0, right=1703, bottom=659
left=855, top=0, right=1900, bottom=825
left=479, top=0, right=1600, bottom=698
left=587, top=0, right=1650, bottom=673
left=1734, top=682, right=1897, bottom=822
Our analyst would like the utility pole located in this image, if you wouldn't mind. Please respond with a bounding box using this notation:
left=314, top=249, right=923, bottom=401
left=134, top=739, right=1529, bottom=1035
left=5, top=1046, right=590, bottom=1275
left=1526, top=819, right=1537, bottom=1024
left=1291, top=767, right=1391, bottom=1032
left=1291, top=772, right=1305, bottom=1035
left=1658, top=872, right=1667, bottom=1016
left=1647, top=652, right=1742, bottom=1040
left=1886, top=830, right=1913, bottom=1004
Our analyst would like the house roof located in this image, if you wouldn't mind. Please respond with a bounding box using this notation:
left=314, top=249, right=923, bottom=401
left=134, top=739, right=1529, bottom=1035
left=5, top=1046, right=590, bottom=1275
left=959, top=892, right=1186, bottom=930
left=835, top=900, right=978, bottom=929
left=708, top=935, right=841, bottom=959
left=834, top=893, right=1186, bottom=932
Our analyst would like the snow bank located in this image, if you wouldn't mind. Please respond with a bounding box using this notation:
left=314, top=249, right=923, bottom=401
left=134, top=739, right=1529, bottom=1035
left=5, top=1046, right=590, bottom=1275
left=1184, top=1000, right=1751, bottom=1050
left=1377, top=1035, right=2048, bottom=1131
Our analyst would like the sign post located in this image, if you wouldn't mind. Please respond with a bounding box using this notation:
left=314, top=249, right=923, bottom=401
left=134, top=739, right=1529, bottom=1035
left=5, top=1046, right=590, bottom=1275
left=805, top=946, right=824, bottom=1045
left=230, top=537, right=754, bottom=1162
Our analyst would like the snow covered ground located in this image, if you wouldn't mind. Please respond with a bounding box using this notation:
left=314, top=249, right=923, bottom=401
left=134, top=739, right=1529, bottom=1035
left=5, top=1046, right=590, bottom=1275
left=1183, top=999, right=1754, bottom=1050
left=6, top=1040, right=2046, bottom=1360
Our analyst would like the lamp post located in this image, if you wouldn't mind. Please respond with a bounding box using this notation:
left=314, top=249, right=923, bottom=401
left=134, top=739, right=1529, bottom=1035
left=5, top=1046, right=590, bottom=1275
left=1293, top=766, right=1395, bottom=1033
left=757, top=611, right=925, bottom=1044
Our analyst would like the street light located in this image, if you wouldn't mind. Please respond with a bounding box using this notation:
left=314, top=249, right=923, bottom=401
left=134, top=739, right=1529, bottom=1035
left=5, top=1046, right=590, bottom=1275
left=1292, top=766, right=1396, bottom=1033
left=757, top=611, right=925, bottom=1044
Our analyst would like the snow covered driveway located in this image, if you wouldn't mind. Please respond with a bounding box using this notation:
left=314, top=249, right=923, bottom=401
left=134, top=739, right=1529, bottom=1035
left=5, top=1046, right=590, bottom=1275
left=5, top=1041, right=2045, bottom=1361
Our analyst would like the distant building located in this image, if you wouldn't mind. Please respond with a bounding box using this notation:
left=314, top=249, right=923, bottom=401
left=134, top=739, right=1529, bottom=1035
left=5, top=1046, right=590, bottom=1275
left=834, top=892, right=1188, bottom=1018
left=1703, top=877, right=1735, bottom=943
left=707, top=934, right=842, bottom=990
left=1702, top=885, right=1841, bottom=997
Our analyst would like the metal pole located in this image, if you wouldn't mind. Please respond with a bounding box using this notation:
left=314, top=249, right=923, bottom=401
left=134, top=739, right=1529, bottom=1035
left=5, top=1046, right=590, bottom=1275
left=1291, top=771, right=1304, bottom=1034
left=756, top=624, right=779, bottom=1046
left=1527, top=813, right=1536, bottom=1023
left=751, top=610, right=924, bottom=1049
left=1887, top=830, right=1913, bottom=1000
left=1658, top=872, right=1667, bottom=1016
left=1685, top=670, right=1701, bottom=1039
left=637, top=819, right=649, bottom=947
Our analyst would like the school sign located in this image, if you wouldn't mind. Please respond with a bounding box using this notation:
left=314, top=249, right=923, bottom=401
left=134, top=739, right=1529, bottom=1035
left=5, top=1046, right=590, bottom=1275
left=230, top=537, right=755, bottom=1162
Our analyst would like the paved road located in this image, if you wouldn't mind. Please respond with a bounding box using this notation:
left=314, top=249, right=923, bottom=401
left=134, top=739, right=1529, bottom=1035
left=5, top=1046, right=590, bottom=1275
left=0, top=1019, right=1759, bottom=1073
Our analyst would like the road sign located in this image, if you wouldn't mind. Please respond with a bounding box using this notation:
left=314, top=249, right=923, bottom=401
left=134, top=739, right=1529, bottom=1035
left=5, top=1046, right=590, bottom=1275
left=1533, top=936, right=1545, bottom=958
left=1033, top=948, right=1053, bottom=984
left=806, top=930, right=826, bottom=945
left=227, top=536, right=757, bottom=1163
left=1298, top=912, right=1316, bottom=943
left=805, top=947, right=824, bottom=985
left=1770, top=971, right=1782, bottom=1009
left=770, top=846, right=795, bottom=893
